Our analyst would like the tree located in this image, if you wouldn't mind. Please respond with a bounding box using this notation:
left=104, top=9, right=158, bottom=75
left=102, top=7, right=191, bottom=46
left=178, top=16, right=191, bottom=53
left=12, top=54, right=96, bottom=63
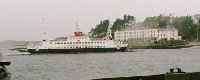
left=173, top=16, right=197, bottom=41
left=111, top=14, right=135, bottom=37
left=143, top=14, right=171, bottom=28
left=89, top=14, right=135, bottom=38
left=90, top=20, right=110, bottom=38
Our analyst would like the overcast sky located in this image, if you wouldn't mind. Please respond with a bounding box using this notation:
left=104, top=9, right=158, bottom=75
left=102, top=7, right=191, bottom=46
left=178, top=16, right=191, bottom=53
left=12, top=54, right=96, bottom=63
left=0, top=0, right=200, bottom=41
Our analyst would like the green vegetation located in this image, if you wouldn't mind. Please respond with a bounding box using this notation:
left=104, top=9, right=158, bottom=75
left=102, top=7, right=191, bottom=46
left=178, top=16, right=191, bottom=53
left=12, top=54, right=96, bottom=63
left=111, top=15, right=135, bottom=37
left=90, top=14, right=135, bottom=38
left=90, top=14, right=200, bottom=42
left=149, top=39, right=188, bottom=49
left=143, top=14, right=171, bottom=28
left=128, top=38, right=188, bottom=49
left=173, top=16, right=200, bottom=41
left=144, top=15, right=200, bottom=41
left=90, top=20, right=109, bottom=38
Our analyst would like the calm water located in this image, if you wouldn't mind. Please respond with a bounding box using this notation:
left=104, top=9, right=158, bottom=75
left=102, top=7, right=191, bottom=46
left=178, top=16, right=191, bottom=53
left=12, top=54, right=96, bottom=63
left=3, top=48, right=200, bottom=80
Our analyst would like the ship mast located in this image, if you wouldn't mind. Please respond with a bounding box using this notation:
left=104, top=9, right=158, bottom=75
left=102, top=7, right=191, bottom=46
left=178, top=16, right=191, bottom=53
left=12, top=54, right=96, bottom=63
left=74, top=21, right=83, bottom=36
left=75, top=21, right=80, bottom=32
left=41, top=16, right=49, bottom=41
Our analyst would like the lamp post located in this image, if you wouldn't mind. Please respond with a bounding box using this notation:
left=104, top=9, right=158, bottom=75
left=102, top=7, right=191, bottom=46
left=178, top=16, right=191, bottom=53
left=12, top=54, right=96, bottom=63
left=197, top=19, right=200, bottom=41
left=197, top=28, right=199, bottom=41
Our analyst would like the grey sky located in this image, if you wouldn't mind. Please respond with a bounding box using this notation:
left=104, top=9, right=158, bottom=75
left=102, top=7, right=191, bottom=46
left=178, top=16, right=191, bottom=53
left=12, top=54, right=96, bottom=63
left=0, top=0, right=200, bottom=41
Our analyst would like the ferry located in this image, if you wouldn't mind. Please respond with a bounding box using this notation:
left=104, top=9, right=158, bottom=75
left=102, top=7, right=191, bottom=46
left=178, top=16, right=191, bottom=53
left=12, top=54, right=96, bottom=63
left=27, top=25, right=128, bottom=54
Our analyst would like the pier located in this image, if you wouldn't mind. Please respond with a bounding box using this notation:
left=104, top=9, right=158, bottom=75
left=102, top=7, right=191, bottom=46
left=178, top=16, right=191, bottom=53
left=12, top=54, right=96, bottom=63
left=93, top=68, right=200, bottom=80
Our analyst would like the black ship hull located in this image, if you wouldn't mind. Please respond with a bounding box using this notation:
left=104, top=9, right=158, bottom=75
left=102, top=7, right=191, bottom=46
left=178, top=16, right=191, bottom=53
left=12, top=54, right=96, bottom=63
left=27, top=47, right=127, bottom=54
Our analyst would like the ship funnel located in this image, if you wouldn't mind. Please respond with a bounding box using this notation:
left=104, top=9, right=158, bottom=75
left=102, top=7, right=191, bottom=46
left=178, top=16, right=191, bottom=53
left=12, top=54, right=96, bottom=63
left=74, top=22, right=84, bottom=36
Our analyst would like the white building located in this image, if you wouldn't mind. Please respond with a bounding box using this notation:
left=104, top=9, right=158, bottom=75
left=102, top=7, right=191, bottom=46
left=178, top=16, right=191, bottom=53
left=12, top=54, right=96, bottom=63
left=114, top=27, right=181, bottom=41
left=192, top=14, right=200, bottom=24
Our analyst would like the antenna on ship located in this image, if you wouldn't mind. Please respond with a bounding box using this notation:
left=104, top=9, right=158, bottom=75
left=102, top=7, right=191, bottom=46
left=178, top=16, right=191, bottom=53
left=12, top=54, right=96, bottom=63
left=40, top=16, right=49, bottom=41
left=74, top=21, right=83, bottom=36
left=75, top=21, right=80, bottom=32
